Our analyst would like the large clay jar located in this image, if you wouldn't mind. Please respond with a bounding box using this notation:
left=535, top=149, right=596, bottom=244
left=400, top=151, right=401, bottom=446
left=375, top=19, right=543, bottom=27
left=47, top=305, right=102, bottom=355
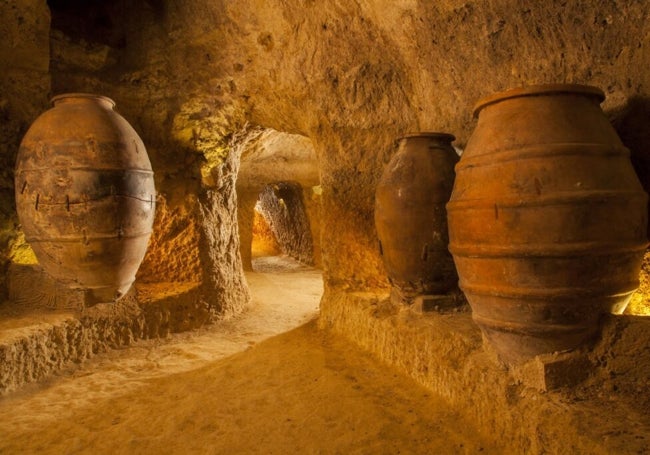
left=375, top=133, right=459, bottom=304
left=447, top=84, right=648, bottom=363
left=15, top=93, right=156, bottom=304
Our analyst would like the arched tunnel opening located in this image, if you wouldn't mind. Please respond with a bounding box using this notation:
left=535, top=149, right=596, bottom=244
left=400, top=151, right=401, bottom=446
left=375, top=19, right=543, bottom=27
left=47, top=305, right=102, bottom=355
left=251, top=181, right=320, bottom=273
left=235, top=127, right=323, bottom=331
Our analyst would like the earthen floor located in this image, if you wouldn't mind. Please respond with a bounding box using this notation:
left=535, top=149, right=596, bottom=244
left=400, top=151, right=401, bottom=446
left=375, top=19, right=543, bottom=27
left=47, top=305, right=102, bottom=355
left=0, top=255, right=495, bottom=454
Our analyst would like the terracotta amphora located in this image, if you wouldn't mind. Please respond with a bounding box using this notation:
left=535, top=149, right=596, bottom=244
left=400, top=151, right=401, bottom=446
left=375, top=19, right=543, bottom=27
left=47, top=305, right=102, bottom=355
left=447, top=84, right=648, bottom=363
left=15, top=93, right=156, bottom=304
left=375, top=133, right=459, bottom=305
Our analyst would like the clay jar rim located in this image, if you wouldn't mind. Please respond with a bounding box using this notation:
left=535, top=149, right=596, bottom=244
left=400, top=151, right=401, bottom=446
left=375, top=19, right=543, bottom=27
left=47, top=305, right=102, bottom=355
left=472, top=84, right=606, bottom=118
left=400, top=132, right=456, bottom=143
left=51, top=93, right=116, bottom=109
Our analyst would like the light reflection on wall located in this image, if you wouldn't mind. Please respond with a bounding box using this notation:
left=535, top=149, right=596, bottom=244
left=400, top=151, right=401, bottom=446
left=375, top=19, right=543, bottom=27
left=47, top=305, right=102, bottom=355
left=627, top=292, right=650, bottom=316
left=9, top=232, right=37, bottom=265
left=627, top=252, right=650, bottom=316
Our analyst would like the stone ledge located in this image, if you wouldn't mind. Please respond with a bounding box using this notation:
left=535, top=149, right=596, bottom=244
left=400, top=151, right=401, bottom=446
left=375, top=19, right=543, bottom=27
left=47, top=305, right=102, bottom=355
left=509, top=350, right=593, bottom=392
left=319, top=289, right=650, bottom=454
left=0, top=281, right=205, bottom=395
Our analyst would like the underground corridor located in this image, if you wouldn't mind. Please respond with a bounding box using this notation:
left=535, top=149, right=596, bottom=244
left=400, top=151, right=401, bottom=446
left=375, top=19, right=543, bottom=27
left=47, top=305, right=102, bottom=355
left=1, top=1, right=650, bottom=454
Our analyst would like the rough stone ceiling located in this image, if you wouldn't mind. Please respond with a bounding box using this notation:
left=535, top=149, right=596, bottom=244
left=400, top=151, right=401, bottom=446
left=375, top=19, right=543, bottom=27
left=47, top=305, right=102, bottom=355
left=237, top=128, right=319, bottom=191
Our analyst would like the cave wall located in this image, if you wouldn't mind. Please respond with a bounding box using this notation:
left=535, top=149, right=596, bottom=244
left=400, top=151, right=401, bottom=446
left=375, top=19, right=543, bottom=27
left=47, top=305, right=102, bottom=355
left=0, top=0, right=50, bottom=299
left=237, top=188, right=259, bottom=271
left=124, top=0, right=650, bottom=293
left=251, top=208, right=281, bottom=258
left=304, top=186, right=322, bottom=268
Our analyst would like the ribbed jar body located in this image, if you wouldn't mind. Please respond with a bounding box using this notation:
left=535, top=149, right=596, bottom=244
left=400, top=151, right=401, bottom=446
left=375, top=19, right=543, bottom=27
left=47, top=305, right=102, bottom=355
left=375, top=133, right=459, bottom=302
left=447, top=84, right=648, bottom=363
left=15, top=93, right=156, bottom=304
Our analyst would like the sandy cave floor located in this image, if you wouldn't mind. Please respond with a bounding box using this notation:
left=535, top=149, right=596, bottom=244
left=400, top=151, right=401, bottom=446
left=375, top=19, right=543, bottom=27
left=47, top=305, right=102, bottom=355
left=0, top=255, right=497, bottom=454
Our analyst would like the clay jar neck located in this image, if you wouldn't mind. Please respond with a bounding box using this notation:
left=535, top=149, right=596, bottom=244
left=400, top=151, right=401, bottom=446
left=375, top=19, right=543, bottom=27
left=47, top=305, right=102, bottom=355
left=472, top=83, right=605, bottom=118
left=400, top=132, right=455, bottom=149
left=51, top=93, right=116, bottom=110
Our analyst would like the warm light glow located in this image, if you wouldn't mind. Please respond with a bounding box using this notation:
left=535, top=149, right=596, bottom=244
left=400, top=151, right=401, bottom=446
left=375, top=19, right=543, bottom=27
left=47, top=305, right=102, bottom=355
left=625, top=252, right=650, bottom=316
left=251, top=206, right=280, bottom=258
left=626, top=291, right=650, bottom=316
left=9, top=232, right=37, bottom=265
left=171, top=100, right=240, bottom=187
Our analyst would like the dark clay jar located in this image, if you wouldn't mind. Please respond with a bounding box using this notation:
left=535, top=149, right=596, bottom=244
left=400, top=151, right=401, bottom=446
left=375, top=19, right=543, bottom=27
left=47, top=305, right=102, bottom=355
left=15, top=93, right=156, bottom=304
left=375, top=132, right=459, bottom=304
left=447, top=84, right=648, bottom=363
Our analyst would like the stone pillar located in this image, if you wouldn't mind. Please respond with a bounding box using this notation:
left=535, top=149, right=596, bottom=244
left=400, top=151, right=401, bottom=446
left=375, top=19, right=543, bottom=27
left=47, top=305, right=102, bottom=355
left=198, top=150, right=251, bottom=318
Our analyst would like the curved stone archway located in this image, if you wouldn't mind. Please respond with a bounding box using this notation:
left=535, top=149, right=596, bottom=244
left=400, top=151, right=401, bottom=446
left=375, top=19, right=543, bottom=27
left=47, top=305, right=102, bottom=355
left=236, top=127, right=321, bottom=271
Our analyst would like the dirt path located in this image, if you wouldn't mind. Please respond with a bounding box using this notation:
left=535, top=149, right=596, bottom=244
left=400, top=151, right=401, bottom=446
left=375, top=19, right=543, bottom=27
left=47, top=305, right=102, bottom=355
left=0, top=256, right=496, bottom=454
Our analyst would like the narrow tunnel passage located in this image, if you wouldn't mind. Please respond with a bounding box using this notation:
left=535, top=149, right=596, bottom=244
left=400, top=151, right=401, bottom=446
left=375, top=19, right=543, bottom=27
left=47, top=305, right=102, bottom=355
left=251, top=181, right=319, bottom=273
left=235, top=127, right=324, bottom=325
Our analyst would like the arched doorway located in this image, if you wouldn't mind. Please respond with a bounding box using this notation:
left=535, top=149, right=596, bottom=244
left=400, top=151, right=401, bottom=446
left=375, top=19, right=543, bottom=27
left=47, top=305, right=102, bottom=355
left=235, top=127, right=323, bottom=326
left=237, top=128, right=321, bottom=274
left=251, top=181, right=320, bottom=272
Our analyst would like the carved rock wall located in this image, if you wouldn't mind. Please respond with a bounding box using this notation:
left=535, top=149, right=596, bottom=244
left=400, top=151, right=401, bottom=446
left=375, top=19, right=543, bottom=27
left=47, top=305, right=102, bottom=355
left=0, top=0, right=50, bottom=300
left=251, top=208, right=281, bottom=258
